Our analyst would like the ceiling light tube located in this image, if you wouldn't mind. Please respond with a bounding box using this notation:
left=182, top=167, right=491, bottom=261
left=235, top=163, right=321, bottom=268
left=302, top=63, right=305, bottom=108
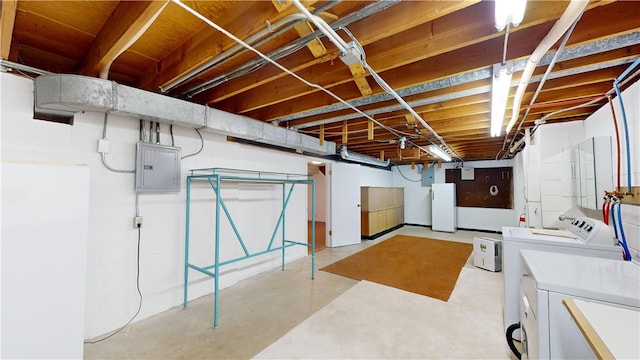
left=340, top=146, right=389, bottom=167
left=428, top=145, right=452, bottom=162
left=495, top=0, right=527, bottom=31
left=491, top=62, right=513, bottom=137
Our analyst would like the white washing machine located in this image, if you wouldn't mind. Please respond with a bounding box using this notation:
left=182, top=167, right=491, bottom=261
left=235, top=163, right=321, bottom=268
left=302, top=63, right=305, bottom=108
left=520, top=250, right=640, bottom=359
left=502, top=224, right=624, bottom=339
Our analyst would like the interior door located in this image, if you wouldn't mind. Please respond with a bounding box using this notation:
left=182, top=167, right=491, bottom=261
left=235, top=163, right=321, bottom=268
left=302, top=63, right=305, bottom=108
left=328, top=162, right=361, bottom=247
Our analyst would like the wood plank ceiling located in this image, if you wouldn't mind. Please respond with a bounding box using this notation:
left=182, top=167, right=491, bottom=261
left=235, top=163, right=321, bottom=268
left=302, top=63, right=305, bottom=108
left=2, top=0, right=639, bottom=165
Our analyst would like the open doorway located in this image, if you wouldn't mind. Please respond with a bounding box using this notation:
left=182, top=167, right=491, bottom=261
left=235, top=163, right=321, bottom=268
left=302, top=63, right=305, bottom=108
left=307, top=161, right=327, bottom=252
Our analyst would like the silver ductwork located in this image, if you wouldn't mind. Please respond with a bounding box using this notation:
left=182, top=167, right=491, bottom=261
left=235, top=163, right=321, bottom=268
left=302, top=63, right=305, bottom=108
left=34, top=74, right=335, bottom=155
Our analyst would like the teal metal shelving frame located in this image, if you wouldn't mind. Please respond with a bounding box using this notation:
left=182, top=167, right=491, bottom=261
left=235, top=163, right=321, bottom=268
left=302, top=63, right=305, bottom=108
left=183, top=167, right=315, bottom=328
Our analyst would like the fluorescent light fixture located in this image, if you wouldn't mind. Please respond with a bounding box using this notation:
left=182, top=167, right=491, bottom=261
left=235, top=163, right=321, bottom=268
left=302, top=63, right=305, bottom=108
left=491, top=62, right=513, bottom=137
left=495, top=0, right=527, bottom=31
left=340, top=146, right=390, bottom=167
left=428, top=145, right=452, bottom=162
left=311, top=161, right=323, bottom=165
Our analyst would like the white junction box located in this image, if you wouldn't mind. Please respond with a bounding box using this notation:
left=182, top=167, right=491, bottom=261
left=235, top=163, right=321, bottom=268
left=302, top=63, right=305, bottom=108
left=473, top=237, right=502, bottom=272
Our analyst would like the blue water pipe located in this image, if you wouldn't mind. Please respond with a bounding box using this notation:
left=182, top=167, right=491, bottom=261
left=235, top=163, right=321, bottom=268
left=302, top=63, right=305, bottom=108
left=612, top=57, right=640, bottom=193
left=614, top=202, right=633, bottom=261
left=610, top=202, right=619, bottom=242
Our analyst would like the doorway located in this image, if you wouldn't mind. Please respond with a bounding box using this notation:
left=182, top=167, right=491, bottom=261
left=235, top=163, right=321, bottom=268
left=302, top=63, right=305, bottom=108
left=307, top=161, right=327, bottom=251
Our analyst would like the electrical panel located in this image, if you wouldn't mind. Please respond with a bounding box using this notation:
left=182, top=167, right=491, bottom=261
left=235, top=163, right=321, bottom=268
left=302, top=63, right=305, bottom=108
left=421, top=165, right=435, bottom=187
left=135, top=142, right=181, bottom=192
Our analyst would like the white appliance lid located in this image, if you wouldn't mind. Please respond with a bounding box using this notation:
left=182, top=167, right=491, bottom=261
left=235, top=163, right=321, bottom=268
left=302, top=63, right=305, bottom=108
left=502, top=226, right=619, bottom=252
left=521, top=249, right=640, bottom=308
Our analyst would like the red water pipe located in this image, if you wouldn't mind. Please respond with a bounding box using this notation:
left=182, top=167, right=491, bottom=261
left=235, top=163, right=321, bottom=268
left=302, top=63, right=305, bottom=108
left=607, top=95, right=622, bottom=190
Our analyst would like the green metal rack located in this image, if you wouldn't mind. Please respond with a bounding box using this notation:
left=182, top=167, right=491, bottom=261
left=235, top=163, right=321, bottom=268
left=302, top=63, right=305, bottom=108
left=183, top=167, right=315, bottom=327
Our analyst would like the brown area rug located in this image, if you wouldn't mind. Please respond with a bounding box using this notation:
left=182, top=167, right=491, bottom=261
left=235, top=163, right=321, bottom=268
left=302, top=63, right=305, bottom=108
left=320, top=235, right=473, bottom=301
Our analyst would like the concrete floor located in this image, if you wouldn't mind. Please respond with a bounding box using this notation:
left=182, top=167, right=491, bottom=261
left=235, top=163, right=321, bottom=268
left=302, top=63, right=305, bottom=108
left=84, top=226, right=505, bottom=359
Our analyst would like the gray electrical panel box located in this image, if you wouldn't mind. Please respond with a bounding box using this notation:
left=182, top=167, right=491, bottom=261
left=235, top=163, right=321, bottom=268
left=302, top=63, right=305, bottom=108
left=135, top=142, right=181, bottom=192
left=421, top=165, right=435, bottom=187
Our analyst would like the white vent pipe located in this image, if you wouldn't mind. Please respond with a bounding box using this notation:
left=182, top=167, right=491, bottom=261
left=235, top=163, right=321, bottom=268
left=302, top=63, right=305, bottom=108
left=99, top=1, right=169, bottom=79
left=504, top=0, right=587, bottom=134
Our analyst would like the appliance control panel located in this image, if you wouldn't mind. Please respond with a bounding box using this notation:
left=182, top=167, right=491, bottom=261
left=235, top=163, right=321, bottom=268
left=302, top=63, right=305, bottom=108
left=567, top=217, right=614, bottom=246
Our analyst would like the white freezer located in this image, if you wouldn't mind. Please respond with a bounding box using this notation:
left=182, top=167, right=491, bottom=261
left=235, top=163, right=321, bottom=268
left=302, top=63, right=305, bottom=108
left=431, top=183, right=456, bottom=232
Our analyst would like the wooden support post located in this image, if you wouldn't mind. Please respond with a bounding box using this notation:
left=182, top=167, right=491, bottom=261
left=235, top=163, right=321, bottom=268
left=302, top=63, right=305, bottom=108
left=342, top=121, right=348, bottom=144
left=319, top=124, right=324, bottom=146
left=379, top=150, right=384, bottom=161
left=411, top=162, right=415, bottom=170
left=368, top=120, right=374, bottom=140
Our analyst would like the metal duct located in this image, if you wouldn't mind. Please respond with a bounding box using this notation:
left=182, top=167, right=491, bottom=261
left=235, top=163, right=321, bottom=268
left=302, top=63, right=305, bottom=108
left=34, top=74, right=335, bottom=155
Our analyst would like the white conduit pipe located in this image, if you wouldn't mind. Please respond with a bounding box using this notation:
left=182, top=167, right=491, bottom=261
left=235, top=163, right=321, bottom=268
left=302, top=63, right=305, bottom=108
left=160, top=13, right=309, bottom=92
left=293, top=0, right=460, bottom=161
left=292, top=0, right=349, bottom=52
left=504, top=0, right=588, bottom=134
left=171, top=0, right=408, bottom=145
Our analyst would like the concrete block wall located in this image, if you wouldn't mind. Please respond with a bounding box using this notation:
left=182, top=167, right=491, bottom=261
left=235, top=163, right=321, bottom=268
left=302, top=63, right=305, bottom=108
left=392, top=159, right=519, bottom=232
left=1, top=73, right=309, bottom=339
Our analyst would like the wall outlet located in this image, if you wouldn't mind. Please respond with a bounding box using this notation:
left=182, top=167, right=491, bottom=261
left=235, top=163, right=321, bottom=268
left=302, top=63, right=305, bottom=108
left=133, top=216, right=143, bottom=228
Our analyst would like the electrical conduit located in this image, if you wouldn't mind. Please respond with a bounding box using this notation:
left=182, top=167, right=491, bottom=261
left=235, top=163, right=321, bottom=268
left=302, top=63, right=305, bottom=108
left=173, top=0, right=446, bottom=163
left=292, top=0, right=460, bottom=161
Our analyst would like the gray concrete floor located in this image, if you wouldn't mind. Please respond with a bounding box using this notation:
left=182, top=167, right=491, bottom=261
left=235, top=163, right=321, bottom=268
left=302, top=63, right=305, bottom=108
left=83, top=226, right=502, bottom=359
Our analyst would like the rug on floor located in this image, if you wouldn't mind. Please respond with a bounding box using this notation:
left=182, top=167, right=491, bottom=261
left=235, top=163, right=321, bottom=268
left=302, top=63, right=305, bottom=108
left=253, top=266, right=510, bottom=359
left=320, top=235, right=472, bottom=301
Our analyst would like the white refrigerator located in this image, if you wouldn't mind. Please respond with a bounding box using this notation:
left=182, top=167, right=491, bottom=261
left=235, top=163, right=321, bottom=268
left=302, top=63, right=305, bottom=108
left=431, top=183, right=457, bottom=232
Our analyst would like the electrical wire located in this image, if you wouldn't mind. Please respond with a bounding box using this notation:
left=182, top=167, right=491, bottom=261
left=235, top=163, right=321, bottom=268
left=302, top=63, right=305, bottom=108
left=174, top=0, right=459, bottom=163
left=171, top=0, right=406, bottom=146
left=181, top=128, right=204, bottom=159
left=85, top=227, right=143, bottom=344
left=395, top=164, right=422, bottom=182
left=502, top=24, right=510, bottom=65
left=100, top=113, right=136, bottom=174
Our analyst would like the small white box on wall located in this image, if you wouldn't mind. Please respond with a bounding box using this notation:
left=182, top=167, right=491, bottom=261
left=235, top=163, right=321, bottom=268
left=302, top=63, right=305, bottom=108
left=473, top=237, right=502, bottom=272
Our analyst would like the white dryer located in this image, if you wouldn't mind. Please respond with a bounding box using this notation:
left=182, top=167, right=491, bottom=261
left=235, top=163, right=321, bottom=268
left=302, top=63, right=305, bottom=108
left=520, top=250, right=640, bottom=359
left=502, top=225, right=624, bottom=339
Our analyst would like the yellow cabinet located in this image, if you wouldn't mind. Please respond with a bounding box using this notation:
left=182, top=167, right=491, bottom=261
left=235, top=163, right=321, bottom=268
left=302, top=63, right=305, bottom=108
left=360, top=186, right=404, bottom=237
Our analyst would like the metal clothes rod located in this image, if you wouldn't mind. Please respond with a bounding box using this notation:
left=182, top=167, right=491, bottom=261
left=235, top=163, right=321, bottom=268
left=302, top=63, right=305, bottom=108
left=183, top=167, right=316, bottom=328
